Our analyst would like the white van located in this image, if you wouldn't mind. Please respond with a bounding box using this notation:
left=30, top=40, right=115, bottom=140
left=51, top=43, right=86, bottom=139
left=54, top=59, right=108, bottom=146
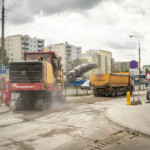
left=81, top=80, right=90, bottom=90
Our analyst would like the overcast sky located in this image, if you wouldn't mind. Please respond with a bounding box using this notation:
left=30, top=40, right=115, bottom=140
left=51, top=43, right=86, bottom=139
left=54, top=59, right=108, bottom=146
left=1, top=0, right=150, bottom=66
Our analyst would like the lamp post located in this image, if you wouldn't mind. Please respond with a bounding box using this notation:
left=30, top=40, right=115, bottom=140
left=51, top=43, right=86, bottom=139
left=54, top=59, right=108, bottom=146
left=129, top=35, right=141, bottom=89
left=130, top=35, right=141, bottom=103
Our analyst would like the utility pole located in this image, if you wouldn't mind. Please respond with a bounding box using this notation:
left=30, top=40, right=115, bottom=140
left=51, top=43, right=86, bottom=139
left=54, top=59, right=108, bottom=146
left=1, top=0, right=5, bottom=65
left=139, top=45, right=141, bottom=90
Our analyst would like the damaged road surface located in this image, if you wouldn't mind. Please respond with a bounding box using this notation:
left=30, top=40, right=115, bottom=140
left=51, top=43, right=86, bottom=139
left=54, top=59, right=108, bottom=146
left=0, top=95, right=150, bottom=150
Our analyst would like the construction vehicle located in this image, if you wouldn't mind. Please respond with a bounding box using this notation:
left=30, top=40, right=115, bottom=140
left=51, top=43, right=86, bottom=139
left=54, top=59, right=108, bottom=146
left=9, top=52, right=64, bottom=110
left=90, top=73, right=133, bottom=97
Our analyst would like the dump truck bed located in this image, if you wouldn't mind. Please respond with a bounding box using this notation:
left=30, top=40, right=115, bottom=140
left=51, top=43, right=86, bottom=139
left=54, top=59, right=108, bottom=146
left=90, top=73, right=131, bottom=88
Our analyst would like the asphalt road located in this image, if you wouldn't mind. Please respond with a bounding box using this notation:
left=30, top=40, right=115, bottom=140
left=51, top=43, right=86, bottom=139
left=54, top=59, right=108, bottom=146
left=0, top=95, right=150, bottom=150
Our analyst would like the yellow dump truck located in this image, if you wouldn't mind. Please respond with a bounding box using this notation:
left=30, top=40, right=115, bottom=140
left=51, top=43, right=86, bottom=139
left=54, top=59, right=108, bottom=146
left=90, top=73, right=133, bottom=97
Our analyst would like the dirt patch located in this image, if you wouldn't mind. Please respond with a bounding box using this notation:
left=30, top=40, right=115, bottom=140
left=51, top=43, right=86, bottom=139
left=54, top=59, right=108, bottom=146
left=3, top=141, right=34, bottom=150
left=38, top=128, right=74, bottom=138
left=26, top=138, right=36, bottom=142
left=17, top=143, right=35, bottom=150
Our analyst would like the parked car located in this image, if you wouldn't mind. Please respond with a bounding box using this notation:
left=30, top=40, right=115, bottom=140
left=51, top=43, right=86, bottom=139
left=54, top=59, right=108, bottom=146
left=146, top=87, right=150, bottom=100
left=81, top=80, right=90, bottom=90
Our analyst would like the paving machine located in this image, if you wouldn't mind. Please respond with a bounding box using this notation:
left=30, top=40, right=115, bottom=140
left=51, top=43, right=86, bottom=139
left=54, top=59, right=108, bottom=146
left=9, top=52, right=64, bottom=110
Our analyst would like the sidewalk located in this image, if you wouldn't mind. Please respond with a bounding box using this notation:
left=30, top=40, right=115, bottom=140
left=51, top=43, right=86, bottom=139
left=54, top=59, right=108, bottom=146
left=106, top=92, right=150, bottom=137
left=0, top=103, right=10, bottom=114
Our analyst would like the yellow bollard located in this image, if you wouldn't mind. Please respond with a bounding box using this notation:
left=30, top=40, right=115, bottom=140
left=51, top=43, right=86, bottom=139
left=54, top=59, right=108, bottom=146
left=126, top=91, right=131, bottom=105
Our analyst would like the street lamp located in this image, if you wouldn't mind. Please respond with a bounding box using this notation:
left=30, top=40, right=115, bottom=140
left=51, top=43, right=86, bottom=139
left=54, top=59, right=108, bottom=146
left=129, top=35, right=141, bottom=102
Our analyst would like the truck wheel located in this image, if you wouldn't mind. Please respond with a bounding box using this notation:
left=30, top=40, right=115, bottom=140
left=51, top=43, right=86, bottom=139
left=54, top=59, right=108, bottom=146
left=115, top=88, right=120, bottom=96
left=15, top=97, right=22, bottom=110
left=94, top=91, right=99, bottom=97
left=110, top=88, right=115, bottom=97
left=123, top=88, right=128, bottom=96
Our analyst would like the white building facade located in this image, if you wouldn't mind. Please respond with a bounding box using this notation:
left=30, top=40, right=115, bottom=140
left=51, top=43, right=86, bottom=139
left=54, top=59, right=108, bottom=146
left=5, top=35, right=44, bottom=62
left=100, top=50, right=112, bottom=74
left=82, top=49, right=112, bottom=74
left=45, top=42, right=82, bottom=72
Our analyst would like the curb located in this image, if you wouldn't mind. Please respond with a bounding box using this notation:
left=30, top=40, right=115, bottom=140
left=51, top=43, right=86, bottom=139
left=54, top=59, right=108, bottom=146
left=105, top=109, right=150, bottom=139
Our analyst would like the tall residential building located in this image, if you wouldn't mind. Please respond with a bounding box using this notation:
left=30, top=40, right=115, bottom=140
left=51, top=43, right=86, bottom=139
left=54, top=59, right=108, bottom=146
left=5, top=35, right=44, bottom=62
left=81, top=52, right=100, bottom=66
left=114, top=62, right=130, bottom=72
left=99, top=50, right=112, bottom=74
left=84, top=50, right=112, bottom=74
left=81, top=51, right=101, bottom=77
left=111, top=58, right=115, bottom=73
left=45, top=42, right=82, bottom=72
left=71, top=46, right=82, bottom=60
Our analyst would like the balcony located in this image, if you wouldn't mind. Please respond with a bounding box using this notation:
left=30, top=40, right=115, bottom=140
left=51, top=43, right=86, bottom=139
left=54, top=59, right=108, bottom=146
left=37, top=42, right=44, bottom=46
left=22, top=44, right=29, bottom=49
left=66, top=53, right=71, bottom=56
left=66, top=49, right=71, bottom=52
left=21, top=39, right=29, bottom=44
left=22, top=48, right=29, bottom=52
left=66, top=45, right=71, bottom=49
left=38, top=48, right=43, bottom=51
left=66, top=60, right=72, bottom=64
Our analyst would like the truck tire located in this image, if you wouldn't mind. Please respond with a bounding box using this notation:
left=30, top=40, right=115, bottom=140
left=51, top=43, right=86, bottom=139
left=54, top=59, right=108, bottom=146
left=94, top=91, right=99, bottom=97
left=115, top=88, right=120, bottom=97
left=15, top=97, right=22, bottom=110
left=110, top=88, right=115, bottom=97
left=123, top=88, right=128, bottom=96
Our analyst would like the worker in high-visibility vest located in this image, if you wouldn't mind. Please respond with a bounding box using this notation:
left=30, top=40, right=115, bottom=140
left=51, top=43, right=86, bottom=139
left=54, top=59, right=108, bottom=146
left=4, top=88, right=11, bottom=107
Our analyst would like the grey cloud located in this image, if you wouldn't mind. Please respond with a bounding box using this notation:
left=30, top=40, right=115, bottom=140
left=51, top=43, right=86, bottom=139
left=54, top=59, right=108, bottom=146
left=4, top=0, right=124, bottom=25
left=28, top=0, right=124, bottom=15
left=4, top=0, right=104, bottom=25
left=28, top=0, right=102, bottom=15
left=5, top=0, right=104, bottom=16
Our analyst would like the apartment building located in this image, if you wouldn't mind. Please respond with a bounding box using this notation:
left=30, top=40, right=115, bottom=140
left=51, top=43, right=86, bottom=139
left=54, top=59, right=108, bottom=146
left=81, top=52, right=100, bottom=65
left=114, top=62, right=130, bottom=72
left=83, top=50, right=112, bottom=74
left=81, top=51, right=101, bottom=77
left=5, top=35, right=44, bottom=62
left=99, top=50, right=112, bottom=74
left=45, top=42, right=82, bottom=72
left=54, top=43, right=72, bottom=72
left=71, top=46, right=82, bottom=60
left=111, top=58, right=115, bottom=73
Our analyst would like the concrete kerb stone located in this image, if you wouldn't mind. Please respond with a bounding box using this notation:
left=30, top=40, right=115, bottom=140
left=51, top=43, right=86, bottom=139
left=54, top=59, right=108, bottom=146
left=105, top=109, right=150, bottom=139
